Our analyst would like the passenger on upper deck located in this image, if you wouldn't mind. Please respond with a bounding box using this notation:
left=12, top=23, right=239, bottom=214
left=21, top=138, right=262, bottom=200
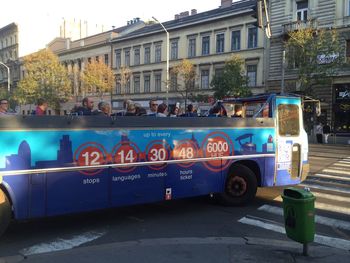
left=94, top=101, right=111, bottom=116
left=208, top=104, right=227, bottom=117
left=181, top=104, right=197, bottom=117
left=168, top=106, right=179, bottom=117
left=147, top=99, right=158, bottom=115
left=232, top=104, right=243, bottom=118
left=73, top=97, right=94, bottom=115
left=156, top=103, right=168, bottom=117
left=0, top=98, right=12, bottom=115
left=125, top=102, right=137, bottom=116
left=34, top=98, right=48, bottom=115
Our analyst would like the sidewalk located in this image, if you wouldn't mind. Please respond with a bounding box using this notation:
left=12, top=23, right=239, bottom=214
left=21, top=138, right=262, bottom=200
left=1, top=237, right=349, bottom=263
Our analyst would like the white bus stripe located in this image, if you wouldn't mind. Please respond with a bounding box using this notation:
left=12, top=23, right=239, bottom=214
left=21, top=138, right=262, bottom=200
left=300, top=183, right=350, bottom=194
left=238, top=217, right=350, bottom=250
left=258, top=205, right=350, bottom=230
left=20, top=231, right=105, bottom=256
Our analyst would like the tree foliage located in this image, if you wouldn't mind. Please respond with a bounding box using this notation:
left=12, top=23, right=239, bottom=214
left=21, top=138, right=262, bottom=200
left=172, top=59, right=197, bottom=103
left=14, top=49, right=71, bottom=110
left=211, top=55, right=251, bottom=99
left=116, top=66, right=132, bottom=97
left=81, top=60, right=115, bottom=98
left=285, top=28, right=345, bottom=96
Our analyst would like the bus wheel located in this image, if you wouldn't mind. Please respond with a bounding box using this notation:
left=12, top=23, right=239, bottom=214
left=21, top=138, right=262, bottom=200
left=0, top=189, right=11, bottom=236
left=220, top=164, right=257, bottom=206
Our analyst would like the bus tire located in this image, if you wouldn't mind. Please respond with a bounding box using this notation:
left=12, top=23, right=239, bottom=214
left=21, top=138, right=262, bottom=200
left=220, top=164, right=257, bottom=206
left=0, top=189, right=11, bottom=236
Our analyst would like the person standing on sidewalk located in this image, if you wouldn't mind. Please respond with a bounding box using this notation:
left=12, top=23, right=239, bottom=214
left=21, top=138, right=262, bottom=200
left=323, top=123, right=331, bottom=144
left=316, top=122, right=323, bottom=143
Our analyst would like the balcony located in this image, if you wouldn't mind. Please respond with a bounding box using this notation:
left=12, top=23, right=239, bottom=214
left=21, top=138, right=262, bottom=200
left=282, top=18, right=318, bottom=35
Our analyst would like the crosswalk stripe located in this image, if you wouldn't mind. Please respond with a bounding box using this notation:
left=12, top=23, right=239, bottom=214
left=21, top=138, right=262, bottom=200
left=238, top=217, right=350, bottom=250
left=322, top=169, right=350, bottom=175
left=258, top=205, right=350, bottom=230
left=326, top=166, right=350, bottom=171
left=273, top=196, right=350, bottom=215
left=333, top=163, right=350, bottom=168
left=274, top=191, right=350, bottom=203
left=312, top=173, right=350, bottom=182
left=300, top=183, right=350, bottom=194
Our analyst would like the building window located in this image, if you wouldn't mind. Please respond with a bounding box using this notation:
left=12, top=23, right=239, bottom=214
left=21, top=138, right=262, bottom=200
left=125, top=79, right=131, bottom=94
left=248, top=27, right=258, bottom=48
left=115, top=49, right=121, bottom=68
left=215, top=68, right=224, bottom=77
left=247, top=65, right=257, bottom=87
left=202, top=36, right=210, bottom=55
left=170, top=71, right=178, bottom=91
left=346, top=40, right=350, bottom=61
left=144, top=46, right=151, bottom=64
left=171, top=41, right=178, bottom=60
left=88, top=57, right=91, bottom=63
left=201, top=70, right=210, bottom=90
left=134, top=48, right=140, bottom=65
left=104, top=54, right=109, bottom=65
left=155, top=73, right=162, bottom=92
left=134, top=76, right=140, bottom=93
left=216, top=33, right=225, bottom=53
left=155, top=44, right=162, bottom=63
left=297, top=0, right=308, bottom=21
left=231, top=30, right=241, bottom=51
left=95, top=56, right=99, bottom=62
left=144, top=75, right=150, bottom=93
left=125, top=50, right=130, bottom=66
left=188, top=38, right=196, bottom=57
left=116, top=75, right=121, bottom=94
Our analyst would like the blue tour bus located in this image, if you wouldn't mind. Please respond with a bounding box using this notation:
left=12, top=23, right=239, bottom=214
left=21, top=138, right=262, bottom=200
left=0, top=93, right=309, bottom=235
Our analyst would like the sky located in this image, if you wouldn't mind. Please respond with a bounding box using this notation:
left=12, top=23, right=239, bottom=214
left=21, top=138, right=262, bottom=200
left=0, top=0, right=229, bottom=57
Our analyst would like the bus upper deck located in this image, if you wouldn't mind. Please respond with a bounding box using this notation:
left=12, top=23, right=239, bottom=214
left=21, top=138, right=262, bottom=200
left=0, top=93, right=309, bottom=235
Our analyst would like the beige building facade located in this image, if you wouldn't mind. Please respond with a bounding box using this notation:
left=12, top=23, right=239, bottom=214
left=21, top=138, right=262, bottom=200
left=0, top=23, right=19, bottom=93
left=267, top=0, right=350, bottom=134
left=46, top=0, right=266, bottom=113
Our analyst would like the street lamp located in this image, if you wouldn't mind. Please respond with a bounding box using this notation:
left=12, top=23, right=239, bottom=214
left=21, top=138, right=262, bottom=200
left=0, top=61, right=10, bottom=93
left=152, top=16, right=169, bottom=106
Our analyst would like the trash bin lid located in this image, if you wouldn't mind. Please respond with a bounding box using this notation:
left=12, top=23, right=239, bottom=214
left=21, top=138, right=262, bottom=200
left=283, top=187, right=314, bottom=199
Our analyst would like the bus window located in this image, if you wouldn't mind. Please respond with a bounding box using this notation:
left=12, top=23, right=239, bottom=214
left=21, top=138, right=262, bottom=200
left=244, top=102, right=269, bottom=118
left=278, top=104, right=300, bottom=136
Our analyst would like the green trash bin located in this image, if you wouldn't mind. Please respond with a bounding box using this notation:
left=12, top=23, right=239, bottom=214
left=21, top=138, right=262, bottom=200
left=282, top=187, right=315, bottom=244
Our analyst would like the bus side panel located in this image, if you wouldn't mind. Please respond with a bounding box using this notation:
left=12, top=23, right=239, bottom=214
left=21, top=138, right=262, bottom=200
left=262, top=157, right=276, bottom=187
left=110, top=166, right=165, bottom=207
left=46, top=169, right=109, bottom=216
left=2, top=175, right=30, bottom=220
left=166, top=162, right=222, bottom=199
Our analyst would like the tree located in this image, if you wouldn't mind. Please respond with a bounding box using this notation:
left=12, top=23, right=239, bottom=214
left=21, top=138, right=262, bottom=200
left=285, top=28, right=345, bottom=96
left=81, top=60, right=115, bottom=99
left=116, top=66, right=132, bottom=99
left=14, top=49, right=71, bottom=111
left=211, top=55, right=251, bottom=100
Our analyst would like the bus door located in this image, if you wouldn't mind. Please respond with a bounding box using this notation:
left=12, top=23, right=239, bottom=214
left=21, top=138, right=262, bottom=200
left=275, top=97, right=303, bottom=186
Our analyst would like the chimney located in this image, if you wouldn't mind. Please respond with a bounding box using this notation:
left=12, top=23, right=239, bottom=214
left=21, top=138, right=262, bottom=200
left=221, top=0, right=232, bottom=8
left=180, top=11, right=189, bottom=18
left=191, top=9, right=197, bottom=15
left=175, top=14, right=180, bottom=20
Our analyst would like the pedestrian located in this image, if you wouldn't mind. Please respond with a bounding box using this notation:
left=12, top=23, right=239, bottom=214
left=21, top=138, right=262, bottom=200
left=34, top=98, right=48, bottom=115
left=323, top=122, right=331, bottom=144
left=315, top=122, right=323, bottom=144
